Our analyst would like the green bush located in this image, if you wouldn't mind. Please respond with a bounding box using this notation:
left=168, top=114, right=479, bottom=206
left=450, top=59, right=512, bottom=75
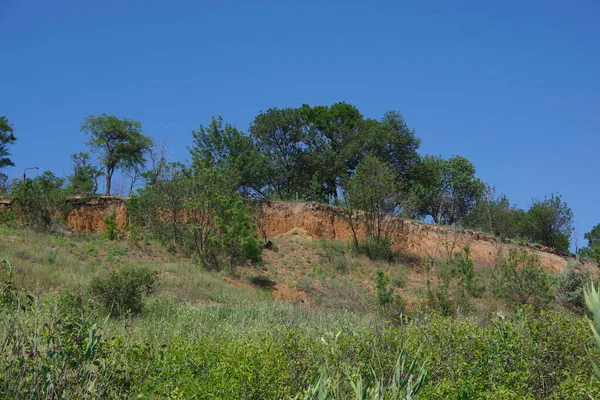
left=103, top=209, right=118, bottom=240
left=10, top=171, right=71, bottom=231
left=491, top=248, right=553, bottom=310
left=376, top=270, right=393, bottom=306
left=0, top=209, right=17, bottom=226
left=426, top=246, right=483, bottom=315
left=89, top=266, right=157, bottom=318
left=556, top=261, right=590, bottom=310
left=363, top=237, right=393, bottom=261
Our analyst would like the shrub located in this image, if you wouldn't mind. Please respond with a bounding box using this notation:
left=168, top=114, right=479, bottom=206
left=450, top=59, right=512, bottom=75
left=491, top=248, right=553, bottom=310
left=0, top=209, right=17, bottom=226
left=519, top=193, right=574, bottom=253
left=426, top=246, right=483, bottom=315
left=1, top=260, right=34, bottom=312
left=89, top=266, right=157, bottom=318
left=10, top=171, right=71, bottom=231
left=556, top=261, right=590, bottom=310
left=375, top=270, right=393, bottom=306
left=363, top=237, right=393, bottom=261
left=103, top=209, right=118, bottom=240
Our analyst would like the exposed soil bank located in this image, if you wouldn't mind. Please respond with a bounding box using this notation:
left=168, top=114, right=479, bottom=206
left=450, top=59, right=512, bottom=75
left=60, top=197, right=569, bottom=272
left=0, top=196, right=569, bottom=271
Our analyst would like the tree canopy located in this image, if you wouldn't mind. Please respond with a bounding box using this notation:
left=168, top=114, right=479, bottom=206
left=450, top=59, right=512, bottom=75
left=520, top=194, right=574, bottom=253
left=410, top=155, right=485, bottom=225
left=0, top=116, right=17, bottom=171
left=81, top=114, right=152, bottom=195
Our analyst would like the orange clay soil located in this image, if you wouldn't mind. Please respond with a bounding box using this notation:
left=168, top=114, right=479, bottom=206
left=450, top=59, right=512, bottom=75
left=60, top=197, right=569, bottom=273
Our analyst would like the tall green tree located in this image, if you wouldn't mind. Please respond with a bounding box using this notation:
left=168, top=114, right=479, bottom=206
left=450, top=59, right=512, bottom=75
left=463, top=185, right=525, bottom=238
left=304, top=102, right=364, bottom=200
left=0, top=116, right=17, bottom=171
left=66, top=152, right=103, bottom=195
left=81, top=114, right=152, bottom=195
left=579, top=224, right=600, bottom=263
left=410, top=155, right=484, bottom=225
left=520, top=193, right=573, bottom=253
left=345, top=155, right=399, bottom=241
left=249, top=107, right=312, bottom=199
left=361, top=111, right=421, bottom=187
left=190, top=116, right=267, bottom=197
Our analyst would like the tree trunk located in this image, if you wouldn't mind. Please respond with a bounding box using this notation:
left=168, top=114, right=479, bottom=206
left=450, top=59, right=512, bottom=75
left=105, top=172, right=112, bottom=196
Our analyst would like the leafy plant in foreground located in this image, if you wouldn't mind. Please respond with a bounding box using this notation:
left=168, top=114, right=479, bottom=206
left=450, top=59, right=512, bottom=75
left=89, top=266, right=157, bottom=318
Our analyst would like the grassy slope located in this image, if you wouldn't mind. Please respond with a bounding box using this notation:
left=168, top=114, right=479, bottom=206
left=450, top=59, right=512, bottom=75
left=1, top=224, right=600, bottom=398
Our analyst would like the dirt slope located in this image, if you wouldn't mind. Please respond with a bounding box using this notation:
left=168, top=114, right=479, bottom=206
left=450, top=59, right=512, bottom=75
left=66, top=196, right=129, bottom=233
left=62, top=197, right=568, bottom=272
left=258, top=201, right=568, bottom=272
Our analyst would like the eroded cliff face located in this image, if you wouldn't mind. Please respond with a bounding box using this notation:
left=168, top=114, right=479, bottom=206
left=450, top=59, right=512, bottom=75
left=55, top=197, right=568, bottom=272
left=66, top=197, right=128, bottom=233
left=257, top=201, right=568, bottom=273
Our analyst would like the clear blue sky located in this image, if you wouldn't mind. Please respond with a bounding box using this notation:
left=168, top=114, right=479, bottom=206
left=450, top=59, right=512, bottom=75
left=1, top=0, right=598, bottom=248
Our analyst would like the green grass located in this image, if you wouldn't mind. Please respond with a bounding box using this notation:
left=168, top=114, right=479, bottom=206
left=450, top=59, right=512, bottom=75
left=2, top=224, right=600, bottom=398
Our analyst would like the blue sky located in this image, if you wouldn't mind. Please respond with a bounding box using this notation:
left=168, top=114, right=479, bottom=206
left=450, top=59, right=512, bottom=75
left=1, top=0, right=598, bottom=247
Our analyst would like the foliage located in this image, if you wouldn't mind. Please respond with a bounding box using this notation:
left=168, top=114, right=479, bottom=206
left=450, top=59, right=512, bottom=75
left=0, top=116, right=17, bottom=171
left=0, top=209, right=17, bottom=226
left=89, top=266, right=157, bottom=318
left=1, top=260, right=34, bottom=311
left=303, top=102, right=365, bottom=200
left=363, top=237, right=394, bottom=262
left=491, top=248, right=553, bottom=309
left=585, top=280, right=600, bottom=381
left=410, top=155, right=485, bottom=225
left=66, top=152, right=103, bottom=195
left=296, top=348, right=427, bottom=400
left=580, top=223, right=600, bottom=264
left=556, top=261, right=590, bottom=310
left=185, top=163, right=261, bottom=269
left=128, top=162, right=261, bottom=270
left=245, top=104, right=421, bottom=203
left=462, top=185, right=525, bottom=238
left=0, top=301, right=130, bottom=397
left=359, top=110, right=421, bottom=187
left=346, top=155, right=400, bottom=241
left=1, top=224, right=600, bottom=398
left=520, top=193, right=574, bottom=253
left=376, top=270, right=394, bottom=306
left=249, top=106, right=312, bottom=200
left=191, top=116, right=267, bottom=198
left=427, top=246, right=483, bottom=316
left=103, top=209, right=118, bottom=240
left=10, top=171, right=70, bottom=231
left=81, top=114, right=152, bottom=195
left=128, top=162, right=190, bottom=252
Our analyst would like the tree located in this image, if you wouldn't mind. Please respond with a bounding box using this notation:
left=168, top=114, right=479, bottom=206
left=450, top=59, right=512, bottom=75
left=360, top=111, right=421, bottom=187
left=462, top=185, right=525, bottom=238
left=11, top=171, right=68, bottom=231
left=303, top=102, right=364, bottom=200
left=0, top=116, right=17, bottom=174
left=249, top=107, right=312, bottom=200
left=491, top=248, right=553, bottom=309
left=81, top=114, right=152, bottom=195
left=66, top=152, right=103, bottom=195
left=520, top=193, right=573, bottom=253
left=345, top=155, right=399, bottom=241
left=128, top=162, right=191, bottom=252
left=190, top=116, right=267, bottom=197
left=580, top=223, right=600, bottom=263
left=410, top=155, right=484, bottom=225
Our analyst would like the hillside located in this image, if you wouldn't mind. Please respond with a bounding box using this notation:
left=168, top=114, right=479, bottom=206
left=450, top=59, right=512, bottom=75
left=59, top=196, right=569, bottom=272
left=1, top=212, right=600, bottom=397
